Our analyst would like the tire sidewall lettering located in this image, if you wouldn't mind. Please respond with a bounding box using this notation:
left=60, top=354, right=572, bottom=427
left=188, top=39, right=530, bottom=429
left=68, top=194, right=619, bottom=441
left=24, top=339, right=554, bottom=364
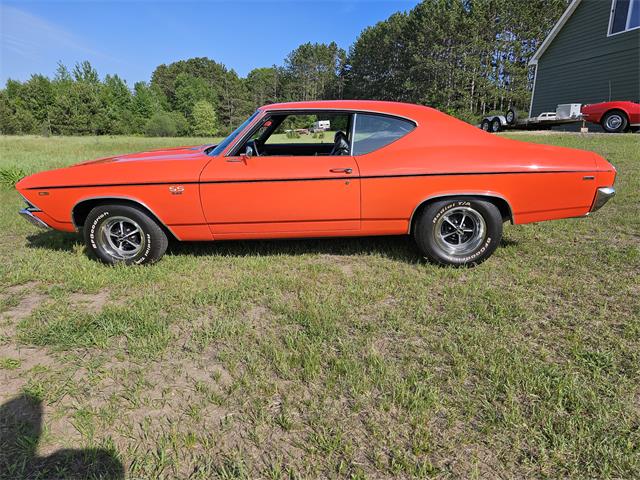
left=432, top=201, right=471, bottom=225
left=134, top=233, right=153, bottom=265
left=441, top=237, right=492, bottom=264
left=89, top=211, right=110, bottom=250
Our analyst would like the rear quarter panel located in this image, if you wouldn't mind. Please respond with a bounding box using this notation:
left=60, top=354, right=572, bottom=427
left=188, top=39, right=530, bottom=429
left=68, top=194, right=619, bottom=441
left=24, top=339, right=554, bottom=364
left=356, top=111, right=606, bottom=229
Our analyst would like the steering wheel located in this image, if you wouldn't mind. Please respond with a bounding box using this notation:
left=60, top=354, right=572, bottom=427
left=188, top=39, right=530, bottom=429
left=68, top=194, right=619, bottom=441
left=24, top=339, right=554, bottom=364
left=247, top=139, right=260, bottom=157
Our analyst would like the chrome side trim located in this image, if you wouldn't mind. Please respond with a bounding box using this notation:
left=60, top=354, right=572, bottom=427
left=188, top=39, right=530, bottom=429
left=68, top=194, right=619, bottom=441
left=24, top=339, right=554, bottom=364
left=259, top=107, right=419, bottom=126
left=71, top=195, right=180, bottom=239
left=18, top=193, right=42, bottom=212
left=226, top=108, right=419, bottom=157
left=225, top=110, right=267, bottom=157
left=349, top=113, right=357, bottom=156
left=590, top=187, right=615, bottom=212
left=407, top=192, right=514, bottom=234
left=19, top=209, right=50, bottom=229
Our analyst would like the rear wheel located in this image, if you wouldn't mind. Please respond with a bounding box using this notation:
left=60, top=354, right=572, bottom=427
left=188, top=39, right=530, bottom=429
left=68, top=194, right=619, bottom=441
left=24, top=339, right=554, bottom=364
left=490, top=118, right=502, bottom=133
left=414, top=198, right=503, bottom=266
left=601, top=110, right=628, bottom=133
left=84, top=205, right=168, bottom=265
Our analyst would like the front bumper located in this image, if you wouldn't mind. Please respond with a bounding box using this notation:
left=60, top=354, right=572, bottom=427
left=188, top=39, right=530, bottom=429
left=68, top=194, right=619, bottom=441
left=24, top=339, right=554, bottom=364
left=19, top=208, right=51, bottom=229
left=590, top=187, right=615, bottom=212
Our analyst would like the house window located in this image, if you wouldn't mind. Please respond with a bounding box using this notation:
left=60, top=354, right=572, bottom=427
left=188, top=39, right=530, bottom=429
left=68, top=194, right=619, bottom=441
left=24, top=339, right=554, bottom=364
left=610, top=0, right=640, bottom=34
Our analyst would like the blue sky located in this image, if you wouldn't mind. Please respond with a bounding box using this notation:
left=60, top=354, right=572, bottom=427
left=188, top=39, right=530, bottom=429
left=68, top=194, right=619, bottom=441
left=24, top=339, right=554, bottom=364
left=1, top=0, right=418, bottom=86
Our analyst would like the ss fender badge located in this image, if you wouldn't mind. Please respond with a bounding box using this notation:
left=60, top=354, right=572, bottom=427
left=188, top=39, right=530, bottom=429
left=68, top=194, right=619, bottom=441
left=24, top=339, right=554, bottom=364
left=169, top=185, right=184, bottom=195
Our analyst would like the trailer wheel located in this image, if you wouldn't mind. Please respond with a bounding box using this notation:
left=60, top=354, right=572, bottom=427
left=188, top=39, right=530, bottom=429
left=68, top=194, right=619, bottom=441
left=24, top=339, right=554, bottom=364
left=601, top=110, right=628, bottom=133
left=480, top=119, right=491, bottom=131
left=490, top=118, right=502, bottom=133
left=505, top=108, right=518, bottom=126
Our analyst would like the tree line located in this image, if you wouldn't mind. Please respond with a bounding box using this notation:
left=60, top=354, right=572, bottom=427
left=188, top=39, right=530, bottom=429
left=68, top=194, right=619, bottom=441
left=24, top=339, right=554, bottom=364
left=0, top=0, right=568, bottom=137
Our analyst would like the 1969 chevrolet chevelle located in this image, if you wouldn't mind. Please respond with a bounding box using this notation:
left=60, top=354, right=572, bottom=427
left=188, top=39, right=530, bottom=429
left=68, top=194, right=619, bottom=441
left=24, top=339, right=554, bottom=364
left=16, top=100, right=616, bottom=266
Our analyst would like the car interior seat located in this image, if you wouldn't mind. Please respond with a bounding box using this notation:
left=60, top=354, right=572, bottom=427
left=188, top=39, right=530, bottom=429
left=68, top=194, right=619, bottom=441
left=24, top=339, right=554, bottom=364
left=330, top=131, right=350, bottom=155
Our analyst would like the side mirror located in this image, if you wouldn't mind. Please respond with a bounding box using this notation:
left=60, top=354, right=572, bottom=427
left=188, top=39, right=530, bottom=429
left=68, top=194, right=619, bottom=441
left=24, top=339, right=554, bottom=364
left=244, top=145, right=254, bottom=158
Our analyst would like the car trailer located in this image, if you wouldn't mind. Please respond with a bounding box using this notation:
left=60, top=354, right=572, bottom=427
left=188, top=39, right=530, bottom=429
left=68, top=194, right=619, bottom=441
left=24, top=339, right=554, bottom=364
left=480, top=104, right=583, bottom=133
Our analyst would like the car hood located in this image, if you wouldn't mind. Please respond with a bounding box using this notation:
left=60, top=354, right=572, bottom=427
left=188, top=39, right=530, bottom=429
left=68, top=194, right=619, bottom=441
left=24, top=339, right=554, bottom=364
left=16, top=145, right=214, bottom=190
left=75, top=145, right=213, bottom=166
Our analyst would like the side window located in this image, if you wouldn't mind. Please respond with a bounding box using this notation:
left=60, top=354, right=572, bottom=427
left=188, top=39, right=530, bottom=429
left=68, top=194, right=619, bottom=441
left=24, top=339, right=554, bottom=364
left=265, top=113, right=349, bottom=145
left=352, top=114, right=416, bottom=156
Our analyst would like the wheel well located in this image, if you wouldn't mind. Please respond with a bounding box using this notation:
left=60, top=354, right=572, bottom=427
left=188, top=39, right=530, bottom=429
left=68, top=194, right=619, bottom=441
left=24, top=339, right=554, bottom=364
left=72, top=198, right=177, bottom=240
left=409, top=195, right=513, bottom=234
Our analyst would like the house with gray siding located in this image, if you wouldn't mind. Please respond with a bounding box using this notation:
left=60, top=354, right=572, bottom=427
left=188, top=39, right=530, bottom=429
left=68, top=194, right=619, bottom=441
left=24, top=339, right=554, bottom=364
left=529, top=0, right=640, bottom=117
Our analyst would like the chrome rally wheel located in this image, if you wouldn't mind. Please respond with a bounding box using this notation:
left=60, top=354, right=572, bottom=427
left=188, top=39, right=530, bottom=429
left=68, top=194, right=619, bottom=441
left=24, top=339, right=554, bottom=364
left=95, top=216, right=146, bottom=260
left=433, top=206, right=487, bottom=256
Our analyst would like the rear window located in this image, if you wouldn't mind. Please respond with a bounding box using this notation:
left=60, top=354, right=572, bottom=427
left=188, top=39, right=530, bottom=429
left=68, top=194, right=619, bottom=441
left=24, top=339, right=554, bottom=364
left=352, top=114, right=415, bottom=155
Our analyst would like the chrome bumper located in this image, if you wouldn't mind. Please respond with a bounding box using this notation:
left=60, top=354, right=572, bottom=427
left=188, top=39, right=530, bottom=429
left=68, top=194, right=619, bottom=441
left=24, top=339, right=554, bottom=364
left=590, top=187, right=615, bottom=212
left=19, top=208, right=50, bottom=229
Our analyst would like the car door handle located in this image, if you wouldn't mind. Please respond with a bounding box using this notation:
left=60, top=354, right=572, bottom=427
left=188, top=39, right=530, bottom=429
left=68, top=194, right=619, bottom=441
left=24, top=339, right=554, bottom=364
left=330, top=168, right=352, bottom=174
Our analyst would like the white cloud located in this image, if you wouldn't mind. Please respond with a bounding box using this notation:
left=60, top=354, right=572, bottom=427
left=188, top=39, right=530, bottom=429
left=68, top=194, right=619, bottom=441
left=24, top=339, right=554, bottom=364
left=0, top=4, right=105, bottom=63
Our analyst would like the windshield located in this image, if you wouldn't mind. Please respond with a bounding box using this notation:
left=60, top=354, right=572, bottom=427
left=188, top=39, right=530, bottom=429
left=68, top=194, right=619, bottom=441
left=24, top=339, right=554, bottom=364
left=208, top=111, right=260, bottom=156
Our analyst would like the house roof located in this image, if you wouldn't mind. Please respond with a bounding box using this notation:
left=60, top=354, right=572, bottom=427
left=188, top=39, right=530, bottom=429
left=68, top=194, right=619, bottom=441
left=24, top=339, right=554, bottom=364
left=529, top=0, right=583, bottom=65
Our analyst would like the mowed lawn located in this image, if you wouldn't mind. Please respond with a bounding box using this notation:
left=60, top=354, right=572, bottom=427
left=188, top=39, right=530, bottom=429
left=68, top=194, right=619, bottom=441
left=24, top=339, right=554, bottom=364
left=0, top=133, right=638, bottom=479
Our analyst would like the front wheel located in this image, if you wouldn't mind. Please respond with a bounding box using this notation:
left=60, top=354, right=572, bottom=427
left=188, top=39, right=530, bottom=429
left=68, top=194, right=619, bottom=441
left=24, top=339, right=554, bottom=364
left=84, top=204, right=168, bottom=265
left=414, top=199, right=503, bottom=266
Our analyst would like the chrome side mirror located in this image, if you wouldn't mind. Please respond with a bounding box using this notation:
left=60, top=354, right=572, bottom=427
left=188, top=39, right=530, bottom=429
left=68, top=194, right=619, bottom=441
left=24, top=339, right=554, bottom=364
left=245, top=145, right=254, bottom=158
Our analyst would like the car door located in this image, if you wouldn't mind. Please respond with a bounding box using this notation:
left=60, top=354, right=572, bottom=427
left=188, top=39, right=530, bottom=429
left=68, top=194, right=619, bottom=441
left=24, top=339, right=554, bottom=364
left=199, top=117, right=360, bottom=238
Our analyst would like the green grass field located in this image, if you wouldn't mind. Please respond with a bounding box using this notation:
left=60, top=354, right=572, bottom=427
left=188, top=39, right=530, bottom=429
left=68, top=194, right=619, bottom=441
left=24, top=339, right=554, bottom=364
left=1, top=133, right=639, bottom=479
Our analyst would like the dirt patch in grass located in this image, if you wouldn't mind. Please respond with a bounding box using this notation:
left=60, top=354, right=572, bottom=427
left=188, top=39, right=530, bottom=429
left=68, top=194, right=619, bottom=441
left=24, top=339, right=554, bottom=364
left=4, top=281, right=40, bottom=295
left=1, top=284, right=48, bottom=339
left=3, top=292, right=47, bottom=321
left=0, top=346, right=59, bottom=400
left=318, top=253, right=355, bottom=276
left=68, top=291, right=110, bottom=314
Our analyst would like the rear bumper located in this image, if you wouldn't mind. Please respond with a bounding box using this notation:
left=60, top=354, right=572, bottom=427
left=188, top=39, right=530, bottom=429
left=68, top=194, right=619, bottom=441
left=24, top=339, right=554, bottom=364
left=19, top=208, right=51, bottom=229
left=590, top=187, right=615, bottom=212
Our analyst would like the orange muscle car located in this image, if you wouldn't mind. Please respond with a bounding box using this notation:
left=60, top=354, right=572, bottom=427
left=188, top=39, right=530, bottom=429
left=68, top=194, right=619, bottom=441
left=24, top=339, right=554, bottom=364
left=16, top=100, right=616, bottom=266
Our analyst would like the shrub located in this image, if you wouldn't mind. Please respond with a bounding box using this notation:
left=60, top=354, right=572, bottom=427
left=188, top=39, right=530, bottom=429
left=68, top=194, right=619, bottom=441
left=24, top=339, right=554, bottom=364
left=144, top=112, right=177, bottom=137
left=191, top=100, right=218, bottom=136
left=0, top=166, right=27, bottom=188
left=170, top=112, right=189, bottom=136
left=286, top=130, right=300, bottom=139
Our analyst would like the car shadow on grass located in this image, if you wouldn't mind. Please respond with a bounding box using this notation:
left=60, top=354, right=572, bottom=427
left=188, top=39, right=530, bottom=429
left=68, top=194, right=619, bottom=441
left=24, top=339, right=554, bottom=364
left=27, top=230, right=426, bottom=263
left=0, top=394, right=124, bottom=479
left=26, top=231, right=519, bottom=264
left=168, top=235, right=426, bottom=263
left=26, top=230, right=79, bottom=252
